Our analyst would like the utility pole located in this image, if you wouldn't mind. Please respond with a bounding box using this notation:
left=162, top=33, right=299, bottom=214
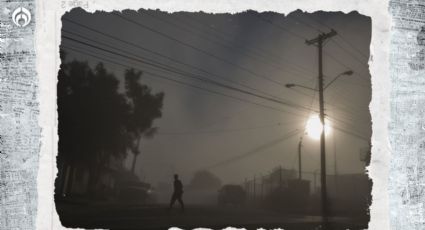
left=306, top=29, right=337, bottom=227
left=261, top=175, right=264, bottom=200
left=334, top=132, right=338, bottom=195
left=334, top=133, right=338, bottom=176
left=279, top=165, right=282, bottom=187
left=269, top=173, right=272, bottom=193
left=298, top=136, right=303, bottom=180
left=253, top=175, right=256, bottom=202
left=244, top=178, right=248, bottom=196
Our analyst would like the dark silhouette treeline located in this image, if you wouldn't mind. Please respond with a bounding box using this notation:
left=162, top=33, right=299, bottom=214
left=55, top=50, right=164, bottom=202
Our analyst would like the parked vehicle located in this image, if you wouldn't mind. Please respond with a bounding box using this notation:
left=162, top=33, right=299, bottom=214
left=217, top=184, right=246, bottom=205
left=118, top=181, right=153, bottom=204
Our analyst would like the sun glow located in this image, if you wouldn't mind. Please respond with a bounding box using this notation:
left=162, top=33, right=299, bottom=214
left=305, top=114, right=331, bottom=140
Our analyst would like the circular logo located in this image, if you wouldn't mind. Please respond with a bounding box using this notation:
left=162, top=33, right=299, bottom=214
left=12, top=7, right=31, bottom=27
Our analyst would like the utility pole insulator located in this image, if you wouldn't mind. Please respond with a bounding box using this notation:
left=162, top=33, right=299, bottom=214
left=305, top=29, right=337, bottom=46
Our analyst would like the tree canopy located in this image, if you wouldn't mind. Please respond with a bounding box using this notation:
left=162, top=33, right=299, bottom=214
left=57, top=54, right=164, bottom=169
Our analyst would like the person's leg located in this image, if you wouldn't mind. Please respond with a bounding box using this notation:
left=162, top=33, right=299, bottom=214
left=178, top=195, right=185, bottom=211
left=169, top=194, right=177, bottom=209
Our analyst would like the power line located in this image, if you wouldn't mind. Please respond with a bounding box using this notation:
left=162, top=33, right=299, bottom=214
left=204, top=129, right=301, bottom=170
left=256, top=12, right=371, bottom=91
left=156, top=121, right=302, bottom=135
left=285, top=83, right=368, bottom=117
left=62, top=29, right=283, bottom=101
left=304, top=13, right=369, bottom=59
left=285, top=80, right=370, bottom=123
left=148, top=14, right=372, bottom=103
left=64, top=15, right=329, bottom=112
left=328, top=117, right=370, bottom=140
left=110, top=12, right=289, bottom=88
left=142, top=11, right=315, bottom=81
left=64, top=45, right=370, bottom=143
left=180, top=13, right=317, bottom=77
left=330, top=38, right=368, bottom=68
left=322, top=51, right=370, bottom=82
left=279, top=15, right=370, bottom=79
left=62, top=18, right=286, bottom=100
left=332, top=126, right=370, bottom=142
left=325, top=86, right=371, bottom=115
left=63, top=16, right=368, bottom=131
left=333, top=35, right=369, bottom=60
left=62, top=45, right=311, bottom=118
left=324, top=73, right=370, bottom=89
left=64, top=41, right=368, bottom=138
left=255, top=13, right=307, bottom=40
left=62, top=16, right=370, bottom=136
left=326, top=104, right=370, bottom=125
left=287, top=13, right=369, bottom=66
left=254, top=13, right=370, bottom=82
left=186, top=11, right=371, bottom=85
left=287, top=14, right=324, bottom=33
left=62, top=34, right=317, bottom=114
left=324, top=80, right=371, bottom=113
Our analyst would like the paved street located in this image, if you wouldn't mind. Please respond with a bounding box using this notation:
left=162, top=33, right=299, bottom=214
left=57, top=203, right=368, bottom=230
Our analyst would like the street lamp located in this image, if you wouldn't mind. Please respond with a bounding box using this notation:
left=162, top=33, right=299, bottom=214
left=285, top=70, right=353, bottom=224
left=324, top=70, right=353, bottom=90
left=298, top=135, right=304, bottom=180
left=285, top=70, right=353, bottom=92
left=285, top=83, right=316, bottom=91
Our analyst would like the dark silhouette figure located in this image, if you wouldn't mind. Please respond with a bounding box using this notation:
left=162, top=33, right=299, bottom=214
left=169, top=174, right=185, bottom=212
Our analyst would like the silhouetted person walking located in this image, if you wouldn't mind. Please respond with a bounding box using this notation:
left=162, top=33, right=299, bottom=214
left=169, top=174, right=184, bottom=212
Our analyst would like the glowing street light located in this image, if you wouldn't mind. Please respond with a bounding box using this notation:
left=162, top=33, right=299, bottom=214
left=306, top=114, right=331, bottom=140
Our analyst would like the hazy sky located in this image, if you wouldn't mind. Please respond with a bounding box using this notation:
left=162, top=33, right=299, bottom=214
left=61, top=9, right=372, bottom=186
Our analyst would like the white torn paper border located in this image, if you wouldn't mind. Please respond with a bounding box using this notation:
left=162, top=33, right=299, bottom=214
left=0, top=1, right=40, bottom=230
left=34, top=0, right=391, bottom=229
left=388, top=0, right=425, bottom=229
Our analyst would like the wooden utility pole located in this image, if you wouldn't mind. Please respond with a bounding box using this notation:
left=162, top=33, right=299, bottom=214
left=279, top=165, right=282, bottom=187
left=306, top=29, right=337, bottom=227
left=244, top=178, right=248, bottom=197
left=253, top=175, right=256, bottom=201
left=261, top=176, right=264, bottom=199
left=298, top=136, right=303, bottom=180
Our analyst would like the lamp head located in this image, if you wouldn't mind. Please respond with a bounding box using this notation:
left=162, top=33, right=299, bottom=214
left=343, top=70, right=354, bottom=76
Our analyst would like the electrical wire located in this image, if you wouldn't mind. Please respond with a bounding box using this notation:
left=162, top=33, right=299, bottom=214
left=62, top=35, right=317, bottom=114
left=111, top=13, right=289, bottom=88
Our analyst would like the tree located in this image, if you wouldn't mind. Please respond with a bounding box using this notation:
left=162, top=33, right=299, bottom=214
left=124, top=69, right=164, bottom=173
left=56, top=53, right=164, bottom=197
